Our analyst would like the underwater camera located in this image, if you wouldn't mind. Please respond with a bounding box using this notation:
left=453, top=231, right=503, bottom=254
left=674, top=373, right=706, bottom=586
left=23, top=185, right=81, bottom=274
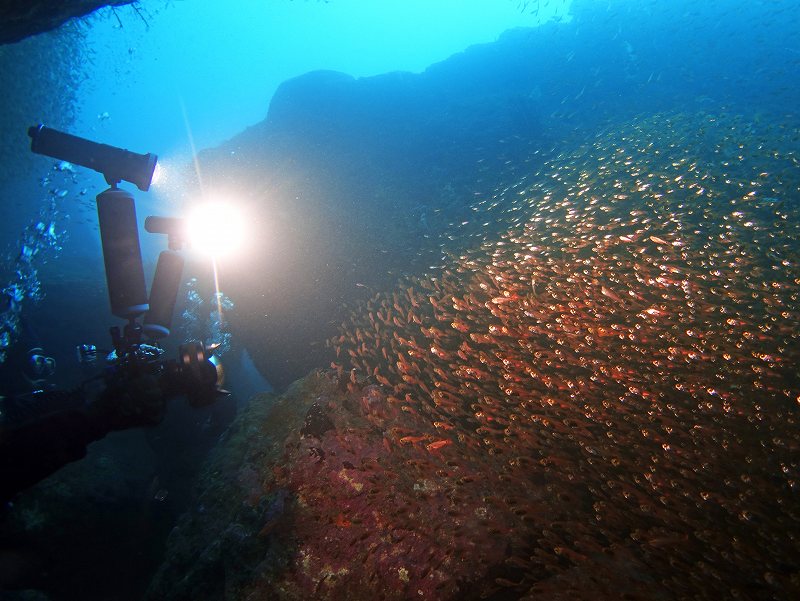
left=28, top=124, right=226, bottom=407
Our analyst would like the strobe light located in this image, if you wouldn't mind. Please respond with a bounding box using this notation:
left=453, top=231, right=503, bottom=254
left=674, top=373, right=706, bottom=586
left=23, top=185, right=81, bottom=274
left=28, top=124, right=157, bottom=192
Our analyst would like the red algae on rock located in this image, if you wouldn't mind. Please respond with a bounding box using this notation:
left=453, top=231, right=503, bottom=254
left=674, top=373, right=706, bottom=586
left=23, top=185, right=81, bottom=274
left=148, top=370, right=545, bottom=600
left=246, top=375, right=527, bottom=600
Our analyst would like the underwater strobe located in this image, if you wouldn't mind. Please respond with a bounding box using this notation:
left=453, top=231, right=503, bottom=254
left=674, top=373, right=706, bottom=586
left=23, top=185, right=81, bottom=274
left=28, top=125, right=182, bottom=347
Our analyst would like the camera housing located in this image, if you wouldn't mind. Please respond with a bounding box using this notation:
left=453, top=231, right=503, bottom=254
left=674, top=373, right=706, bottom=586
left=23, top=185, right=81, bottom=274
left=27, top=125, right=225, bottom=407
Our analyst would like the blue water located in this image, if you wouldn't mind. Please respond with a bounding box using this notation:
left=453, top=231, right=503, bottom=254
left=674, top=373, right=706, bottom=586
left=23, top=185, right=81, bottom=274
left=0, top=0, right=798, bottom=599
left=0, top=0, right=566, bottom=377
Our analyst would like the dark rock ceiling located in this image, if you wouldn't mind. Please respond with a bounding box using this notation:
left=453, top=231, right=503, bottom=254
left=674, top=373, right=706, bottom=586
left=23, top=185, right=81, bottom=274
left=0, top=0, right=133, bottom=45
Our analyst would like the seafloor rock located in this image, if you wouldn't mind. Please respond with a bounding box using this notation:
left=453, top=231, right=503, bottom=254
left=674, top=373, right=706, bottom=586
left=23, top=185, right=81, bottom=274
left=0, top=1, right=132, bottom=45
left=147, top=370, right=672, bottom=601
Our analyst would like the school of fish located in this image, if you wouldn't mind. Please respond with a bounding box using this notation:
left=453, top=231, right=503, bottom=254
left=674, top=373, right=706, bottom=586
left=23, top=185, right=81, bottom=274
left=329, top=110, right=800, bottom=599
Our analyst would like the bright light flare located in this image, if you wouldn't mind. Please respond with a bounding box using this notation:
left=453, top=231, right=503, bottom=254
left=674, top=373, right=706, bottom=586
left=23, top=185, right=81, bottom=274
left=151, top=162, right=164, bottom=188
left=187, top=201, right=246, bottom=258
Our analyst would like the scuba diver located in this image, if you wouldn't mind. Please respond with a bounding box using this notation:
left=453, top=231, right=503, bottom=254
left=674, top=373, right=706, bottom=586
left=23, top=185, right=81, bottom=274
left=0, top=125, right=227, bottom=505
left=0, top=358, right=155, bottom=504
left=0, top=335, right=222, bottom=504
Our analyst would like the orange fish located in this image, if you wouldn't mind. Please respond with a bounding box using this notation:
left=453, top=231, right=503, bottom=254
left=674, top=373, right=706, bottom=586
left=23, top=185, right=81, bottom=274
left=600, top=285, right=623, bottom=303
left=399, top=435, right=428, bottom=445
left=426, top=439, right=452, bottom=451
left=334, top=514, right=352, bottom=528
